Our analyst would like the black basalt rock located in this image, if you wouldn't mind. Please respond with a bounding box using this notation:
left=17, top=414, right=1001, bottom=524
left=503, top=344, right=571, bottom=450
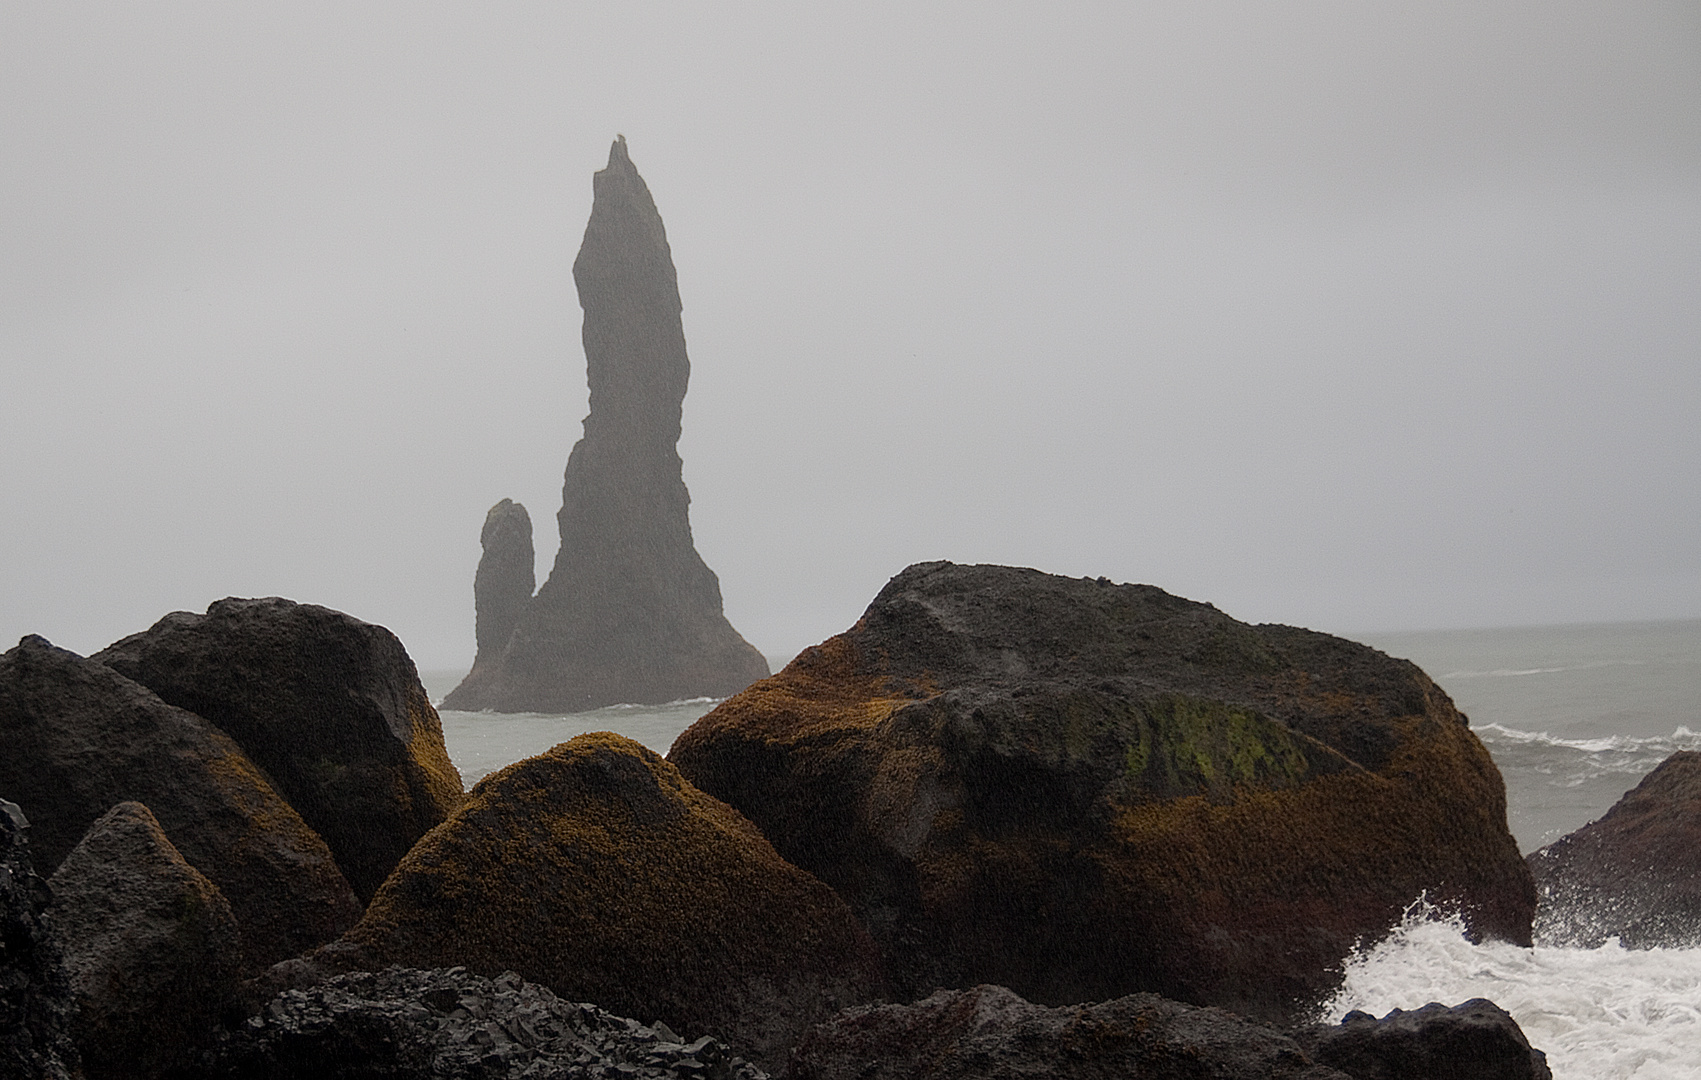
left=95, top=598, right=464, bottom=903
left=183, top=967, right=768, bottom=1080
left=1294, top=999, right=1552, bottom=1080
left=0, top=798, right=80, bottom=1080
left=1527, top=750, right=1701, bottom=948
left=49, top=802, right=241, bottom=1080
left=0, top=635, right=360, bottom=971
left=786, top=984, right=1350, bottom=1080
left=444, top=138, right=769, bottom=713
left=465, top=499, right=535, bottom=686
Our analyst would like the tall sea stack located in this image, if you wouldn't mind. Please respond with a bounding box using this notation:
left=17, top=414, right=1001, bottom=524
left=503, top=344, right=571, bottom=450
left=444, top=138, right=769, bottom=713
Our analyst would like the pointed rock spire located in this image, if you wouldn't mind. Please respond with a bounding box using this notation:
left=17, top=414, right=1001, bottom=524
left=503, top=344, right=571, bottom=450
left=445, top=140, right=768, bottom=712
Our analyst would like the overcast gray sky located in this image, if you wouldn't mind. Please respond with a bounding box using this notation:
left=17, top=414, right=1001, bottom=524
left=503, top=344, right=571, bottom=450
left=3, top=2, right=1697, bottom=669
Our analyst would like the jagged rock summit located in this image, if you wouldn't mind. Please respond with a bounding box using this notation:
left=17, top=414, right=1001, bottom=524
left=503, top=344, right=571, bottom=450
left=445, top=138, right=768, bottom=713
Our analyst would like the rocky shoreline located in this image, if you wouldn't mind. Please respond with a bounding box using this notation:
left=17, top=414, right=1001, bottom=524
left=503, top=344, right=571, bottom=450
left=9, top=561, right=1657, bottom=1079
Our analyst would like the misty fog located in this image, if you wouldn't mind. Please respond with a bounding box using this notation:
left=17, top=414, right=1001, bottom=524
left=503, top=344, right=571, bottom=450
left=2, top=2, right=1696, bottom=668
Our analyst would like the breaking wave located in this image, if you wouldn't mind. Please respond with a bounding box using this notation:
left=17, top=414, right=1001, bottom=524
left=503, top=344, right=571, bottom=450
left=1317, top=899, right=1701, bottom=1080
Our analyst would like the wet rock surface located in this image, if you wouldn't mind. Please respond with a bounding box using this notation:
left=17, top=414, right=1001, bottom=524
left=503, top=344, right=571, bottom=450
left=785, top=983, right=1349, bottom=1080
left=183, top=966, right=768, bottom=1080
left=671, top=561, right=1534, bottom=1021
left=49, top=801, right=240, bottom=1080
left=0, top=635, right=360, bottom=969
left=96, top=597, right=464, bottom=903
left=1294, top=999, right=1552, bottom=1080
left=329, top=732, right=882, bottom=1071
left=443, top=137, right=768, bottom=714
left=0, top=798, right=79, bottom=1080
left=1527, top=749, right=1701, bottom=948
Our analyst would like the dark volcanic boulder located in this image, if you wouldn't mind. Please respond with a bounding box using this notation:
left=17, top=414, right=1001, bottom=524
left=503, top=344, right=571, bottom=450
left=447, top=499, right=536, bottom=705
left=96, top=597, right=464, bottom=902
left=1294, top=1000, right=1552, bottom=1080
left=330, top=732, right=882, bottom=1070
left=49, top=802, right=241, bottom=1080
left=786, top=984, right=1349, bottom=1080
left=0, top=799, right=79, bottom=1080
left=443, top=137, right=769, bottom=713
left=0, top=635, right=361, bottom=968
left=185, top=967, right=768, bottom=1080
left=670, top=562, right=1534, bottom=1021
left=1527, top=750, right=1701, bottom=947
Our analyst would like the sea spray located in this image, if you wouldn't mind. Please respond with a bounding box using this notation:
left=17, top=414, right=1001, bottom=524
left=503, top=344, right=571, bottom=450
left=1318, top=899, right=1701, bottom=1080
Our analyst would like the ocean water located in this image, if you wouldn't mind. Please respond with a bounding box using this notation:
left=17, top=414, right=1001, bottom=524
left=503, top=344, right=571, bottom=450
left=423, top=619, right=1701, bottom=1079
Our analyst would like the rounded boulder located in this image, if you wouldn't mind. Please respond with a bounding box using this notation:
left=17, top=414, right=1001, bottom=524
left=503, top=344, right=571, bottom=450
left=337, top=732, right=883, bottom=1070
left=0, top=635, right=361, bottom=969
left=670, top=562, right=1534, bottom=1021
left=96, top=597, right=464, bottom=902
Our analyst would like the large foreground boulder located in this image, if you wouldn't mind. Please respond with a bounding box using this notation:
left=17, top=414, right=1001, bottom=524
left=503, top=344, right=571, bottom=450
left=442, top=137, right=769, bottom=713
left=48, top=802, right=241, bottom=1080
left=185, top=967, right=767, bottom=1080
left=671, top=562, right=1534, bottom=1020
left=1294, top=1000, right=1552, bottom=1080
left=1527, top=749, right=1701, bottom=947
left=96, top=597, right=464, bottom=902
left=786, top=984, right=1349, bottom=1080
left=0, top=636, right=361, bottom=968
left=328, top=733, right=882, bottom=1070
left=0, top=799, right=79, bottom=1080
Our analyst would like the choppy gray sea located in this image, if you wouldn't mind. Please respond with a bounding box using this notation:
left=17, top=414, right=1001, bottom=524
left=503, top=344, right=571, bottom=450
left=424, top=620, right=1701, bottom=1078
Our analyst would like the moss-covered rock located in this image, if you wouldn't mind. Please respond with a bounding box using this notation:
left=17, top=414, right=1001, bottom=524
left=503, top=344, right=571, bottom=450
left=96, top=597, right=464, bottom=902
left=669, top=562, right=1534, bottom=1021
left=333, top=732, right=882, bottom=1070
left=0, top=636, right=361, bottom=970
left=49, top=802, right=241, bottom=1080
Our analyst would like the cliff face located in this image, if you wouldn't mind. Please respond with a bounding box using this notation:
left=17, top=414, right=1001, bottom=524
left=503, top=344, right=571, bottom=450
left=445, top=138, right=768, bottom=713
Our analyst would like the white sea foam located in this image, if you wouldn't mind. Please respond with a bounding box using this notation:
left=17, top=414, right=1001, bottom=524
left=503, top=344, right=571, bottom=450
left=1439, top=659, right=1650, bottom=680
left=1318, top=900, right=1701, bottom=1080
left=1477, top=723, right=1701, bottom=786
left=436, top=697, right=721, bottom=785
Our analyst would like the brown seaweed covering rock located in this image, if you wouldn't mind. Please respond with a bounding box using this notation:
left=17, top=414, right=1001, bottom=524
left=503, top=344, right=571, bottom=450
left=334, top=732, right=882, bottom=1070
left=443, top=138, right=769, bottom=713
left=49, top=802, right=240, bottom=1080
left=0, top=636, right=361, bottom=969
left=670, top=562, right=1534, bottom=1021
left=1, top=798, right=80, bottom=1080
left=1527, top=750, right=1701, bottom=948
left=786, top=984, right=1350, bottom=1080
left=96, top=597, right=464, bottom=902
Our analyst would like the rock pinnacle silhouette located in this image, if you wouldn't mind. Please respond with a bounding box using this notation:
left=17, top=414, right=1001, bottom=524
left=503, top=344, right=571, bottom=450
left=444, top=138, right=769, bottom=712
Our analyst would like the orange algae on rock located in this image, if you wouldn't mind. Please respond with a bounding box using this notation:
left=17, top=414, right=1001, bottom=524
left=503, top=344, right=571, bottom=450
left=340, top=732, right=883, bottom=1069
left=670, top=562, right=1534, bottom=1022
